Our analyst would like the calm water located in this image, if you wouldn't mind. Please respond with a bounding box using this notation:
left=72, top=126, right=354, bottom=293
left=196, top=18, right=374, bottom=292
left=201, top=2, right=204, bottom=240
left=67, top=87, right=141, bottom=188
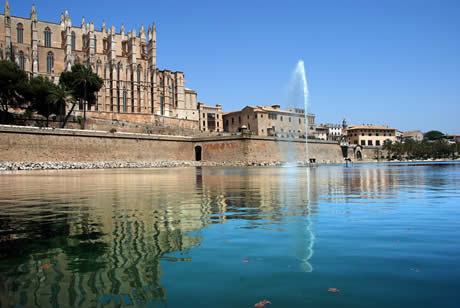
left=0, top=163, right=459, bottom=308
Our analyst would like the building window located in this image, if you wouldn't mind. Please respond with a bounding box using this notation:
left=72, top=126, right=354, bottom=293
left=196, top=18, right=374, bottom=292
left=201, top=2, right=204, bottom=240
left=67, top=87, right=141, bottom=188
left=46, top=51, right=54, bottom=73
left=376, top=133, right=379, bottom=136
left=376, top=140, right=380, bottom=146
left=362, top=133, right=365, bottom=136
left=18, top=51, right=24, bottom=70
left=17, top=23, right=23, bottom=43
left=71, top=32, right=76, bottom=50
left=254, top=114, right=257, bottom=119
left=299, top=118, right=301, bottom=124
left=137, top=65, right=141, bottom=82
left=280, top=116, right=283, bottom=121
left=160, top=95, right=164, bottom=115
left=123, top=88, right=127, bottom=112
left=361, top=140, right=365, bottom=146
left=217, top=114, right=219, bottom=119
left=203, top=113, right=205, bottom=118
left=44, top=27, right=51, bottom=47
left=289, top=117, right=291, bottom=122
left=203, top=121, right=205, bottom=126
left=238, top=116, right=241, bottom=124
left=369, top=133, right=372, bottom=136
left=231, top=117, right=234, bottom=124
left=117, top=87, right=120, bottom=112
left=261, top=114, right=263, bottom=118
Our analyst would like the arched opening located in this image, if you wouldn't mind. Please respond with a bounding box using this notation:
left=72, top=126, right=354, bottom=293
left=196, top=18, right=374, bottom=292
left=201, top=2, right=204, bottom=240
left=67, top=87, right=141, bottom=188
left=195, top=146, right=202, bottom=161
left=356, top=150, right=362, bottom=161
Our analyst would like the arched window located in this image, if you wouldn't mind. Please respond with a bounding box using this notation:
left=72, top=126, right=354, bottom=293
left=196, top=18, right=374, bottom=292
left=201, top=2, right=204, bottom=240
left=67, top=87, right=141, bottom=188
left=44, top=27, right=51, bottom=47
left=117, top=62, right=122, bottom=80
left=74, top=56, right=80, bottom=64
left=96, top=59, right=102, bottom=76
left=46, top=51, right=54, bottom=73
left=123, top=88, right=127, bottom=112
left=71, top=32, right=76, bottom=50
left=137, top=65, right=141, bottom=82
left=18, top=51, right=24, bottom=70
left=17, top=23, right=23, bottom=43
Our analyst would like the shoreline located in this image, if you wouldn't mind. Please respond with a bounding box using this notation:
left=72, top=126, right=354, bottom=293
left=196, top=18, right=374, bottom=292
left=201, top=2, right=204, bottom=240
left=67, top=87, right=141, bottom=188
left=0, top=159, right=458, bottom=172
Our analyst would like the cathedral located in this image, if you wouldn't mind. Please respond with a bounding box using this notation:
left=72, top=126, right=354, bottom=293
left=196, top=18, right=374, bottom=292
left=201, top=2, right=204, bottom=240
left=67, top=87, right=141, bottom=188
left=0, top=0, right=204, bottom=126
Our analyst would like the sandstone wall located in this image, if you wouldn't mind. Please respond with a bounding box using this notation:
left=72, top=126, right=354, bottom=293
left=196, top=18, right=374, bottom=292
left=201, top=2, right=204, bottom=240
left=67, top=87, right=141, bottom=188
left=0, top=126, right=193, bottom=162
left=0, top=126, right=345, bottom=164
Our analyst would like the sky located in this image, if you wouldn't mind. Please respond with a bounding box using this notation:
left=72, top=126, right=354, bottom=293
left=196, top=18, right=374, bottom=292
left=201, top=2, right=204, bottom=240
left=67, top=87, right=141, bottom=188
left=8, top=0, right=460, bottom=134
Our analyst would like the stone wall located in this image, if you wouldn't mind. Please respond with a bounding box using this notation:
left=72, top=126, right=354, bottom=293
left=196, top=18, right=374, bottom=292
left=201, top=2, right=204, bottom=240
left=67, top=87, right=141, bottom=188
left=0, top=125, right=345, bottom=165
left=196, top=136, right=343, bottom=164
left=0, top=125, right=193, bottom=162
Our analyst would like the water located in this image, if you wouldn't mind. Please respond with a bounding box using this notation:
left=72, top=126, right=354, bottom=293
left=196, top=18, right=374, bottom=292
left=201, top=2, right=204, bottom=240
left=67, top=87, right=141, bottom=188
left=1, top=163, right=460, bottom=308
left=297, top=60, right=309, bottom=163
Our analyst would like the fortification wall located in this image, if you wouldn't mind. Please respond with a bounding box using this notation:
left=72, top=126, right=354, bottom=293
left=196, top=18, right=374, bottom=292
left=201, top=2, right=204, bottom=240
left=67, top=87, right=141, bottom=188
left=0, top=126, right=345, bottom=165
left=0, top=126, right=193, bottom=162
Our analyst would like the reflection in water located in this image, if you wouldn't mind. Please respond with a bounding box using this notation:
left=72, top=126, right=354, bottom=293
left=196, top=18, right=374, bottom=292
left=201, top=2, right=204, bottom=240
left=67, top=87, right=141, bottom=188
left=0, top=163, right=458, bottom=308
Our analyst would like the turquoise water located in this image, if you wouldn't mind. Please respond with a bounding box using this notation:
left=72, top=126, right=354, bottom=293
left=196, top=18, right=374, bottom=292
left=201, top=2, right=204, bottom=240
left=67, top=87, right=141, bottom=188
left=0, top=163, right=459, bottom=308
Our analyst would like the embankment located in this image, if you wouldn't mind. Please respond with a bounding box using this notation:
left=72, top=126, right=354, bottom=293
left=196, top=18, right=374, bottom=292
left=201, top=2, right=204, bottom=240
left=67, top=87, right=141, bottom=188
left=0, top=125, right=345, bottom=170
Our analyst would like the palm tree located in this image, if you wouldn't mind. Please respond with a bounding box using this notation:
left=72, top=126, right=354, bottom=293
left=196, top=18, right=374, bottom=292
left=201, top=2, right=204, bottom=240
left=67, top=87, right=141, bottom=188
left=49, top=84, right=75, bottom=128
left=59, top=64, right=103, bottom=129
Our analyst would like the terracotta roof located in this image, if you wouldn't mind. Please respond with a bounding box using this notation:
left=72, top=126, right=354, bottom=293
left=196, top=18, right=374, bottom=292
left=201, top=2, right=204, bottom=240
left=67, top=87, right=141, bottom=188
left=402, top=130, right=422, bottom=136
left=347, top=125, right=395, bottom=130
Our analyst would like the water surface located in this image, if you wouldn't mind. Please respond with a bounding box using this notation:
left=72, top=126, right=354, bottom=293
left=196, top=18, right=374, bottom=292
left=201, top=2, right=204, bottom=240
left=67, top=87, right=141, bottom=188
left=0, top=163, right=459, bottom=308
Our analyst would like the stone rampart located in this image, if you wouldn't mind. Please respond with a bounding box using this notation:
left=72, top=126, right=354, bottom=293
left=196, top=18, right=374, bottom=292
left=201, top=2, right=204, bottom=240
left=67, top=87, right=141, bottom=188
left=0, top=125, right=345, bottom=166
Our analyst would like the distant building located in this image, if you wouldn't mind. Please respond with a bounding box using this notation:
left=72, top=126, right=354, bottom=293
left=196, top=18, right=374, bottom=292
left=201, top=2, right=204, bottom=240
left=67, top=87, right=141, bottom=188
left=345, top=125, right=396, bottom=146
left=315, top=123, right=343, bottom=141
left=402, top=130, right=423, bottom=142
left=446, top=134, right=460, bottom=144
left=198, top=103, right=223, bottom=132
left=315, top=126, right=328, bottom=140
left=223, top=105, right=316, bottom=138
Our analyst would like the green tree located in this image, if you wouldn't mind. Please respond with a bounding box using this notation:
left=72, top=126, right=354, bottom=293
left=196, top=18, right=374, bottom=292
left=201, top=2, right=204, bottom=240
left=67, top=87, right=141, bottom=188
left=59, top=64, right=103, bottom=128
left=25, top=76, right=58, bottom=127
left=0, top=60, right=28, bottom=123
left=48, top=84, right=75, bottom=123
left=424, top=130, right=444, bottom=141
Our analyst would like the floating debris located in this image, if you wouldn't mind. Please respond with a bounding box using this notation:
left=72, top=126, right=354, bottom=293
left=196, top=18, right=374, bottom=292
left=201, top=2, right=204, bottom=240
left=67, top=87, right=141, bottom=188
left=40, top=264, right=53, bottom=269
left=254, top=299, right=272, bottom=307
left=328, top=288, right=340, bottom=293
left=242, top=258, right=249, bottom=263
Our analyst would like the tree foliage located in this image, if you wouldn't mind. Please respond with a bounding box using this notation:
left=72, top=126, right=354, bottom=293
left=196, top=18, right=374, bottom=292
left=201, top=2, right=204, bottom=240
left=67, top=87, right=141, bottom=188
left=59, top=63, right=103, bottom=106
left=24, top=76, right=60, bottom=126
left=424, top=130, right=445, bottom=141
left=384, top=139, right=459, bottom=160
left=0, top=60, right=28, bottom=122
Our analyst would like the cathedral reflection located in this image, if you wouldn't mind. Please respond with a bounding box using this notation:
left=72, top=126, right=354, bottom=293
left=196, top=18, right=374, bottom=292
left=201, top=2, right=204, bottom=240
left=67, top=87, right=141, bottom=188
left=0, top=166, right=382, bottom=307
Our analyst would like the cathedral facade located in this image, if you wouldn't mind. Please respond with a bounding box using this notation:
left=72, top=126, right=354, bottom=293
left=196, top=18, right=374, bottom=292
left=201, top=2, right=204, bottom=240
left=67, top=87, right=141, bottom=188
left=0, top=1, right=201, bottom=125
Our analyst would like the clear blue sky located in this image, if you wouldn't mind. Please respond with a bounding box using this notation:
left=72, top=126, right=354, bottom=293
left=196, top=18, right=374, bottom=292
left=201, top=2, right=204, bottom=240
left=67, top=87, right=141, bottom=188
left=8, top=0, right=460, bottom=134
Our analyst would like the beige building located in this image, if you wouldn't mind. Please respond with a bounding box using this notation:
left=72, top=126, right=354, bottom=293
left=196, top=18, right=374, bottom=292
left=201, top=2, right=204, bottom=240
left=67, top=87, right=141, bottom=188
left=0, top=1, right=200, bottom=125
left=402, top=130, right=423, bottom=142
left=346, top=125, right=396, bottom=146
left=198, top=102, right=223, bottom=132
left=223, top=105, right=316, bottom=138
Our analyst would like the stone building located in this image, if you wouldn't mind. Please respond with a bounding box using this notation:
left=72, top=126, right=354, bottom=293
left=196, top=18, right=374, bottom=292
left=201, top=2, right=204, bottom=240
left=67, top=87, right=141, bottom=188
left=0, top=1, right=200, bottom=127
left=402, top=130, right=423, bottom=142
left=223, top=105, right=316, bottom=138
left=315, top=123, right=344, bottom=141
left=345, top=125, right=396, bottom=146
left=198, top=102, right=223, bottom=132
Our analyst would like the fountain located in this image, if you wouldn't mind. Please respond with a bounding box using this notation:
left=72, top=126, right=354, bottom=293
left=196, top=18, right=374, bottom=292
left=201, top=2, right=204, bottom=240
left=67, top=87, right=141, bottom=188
left=296, top=60, right=309, bottom=165
left=287, top=60, right=310, bottom=165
